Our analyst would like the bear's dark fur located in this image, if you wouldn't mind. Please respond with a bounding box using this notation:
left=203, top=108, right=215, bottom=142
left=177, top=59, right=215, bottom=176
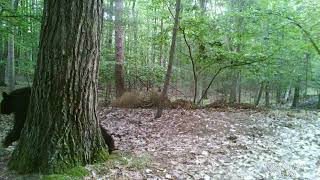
left=1, top=87, right=31, bottom=147
left=100, top=126, right=115, bottom=154
left=1, top=87, right=115, bottom=153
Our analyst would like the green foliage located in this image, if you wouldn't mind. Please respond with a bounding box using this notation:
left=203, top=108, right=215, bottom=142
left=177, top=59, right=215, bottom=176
left=16, top=59, right=35, bottom=81
left=1, top=0, right=41, bottom=83
left=1, top=0, right=319, bottom=90
left=99, top=59, right=166, bottom=89
left=125, top=60, right=166, bottom=88
left=99, top=152, right=150, bottom=171
left=41, top=166, right=89, bottom=180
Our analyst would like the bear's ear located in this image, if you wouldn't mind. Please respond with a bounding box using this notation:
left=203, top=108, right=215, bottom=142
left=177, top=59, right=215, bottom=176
left=2, top=92, right=8, bottom=99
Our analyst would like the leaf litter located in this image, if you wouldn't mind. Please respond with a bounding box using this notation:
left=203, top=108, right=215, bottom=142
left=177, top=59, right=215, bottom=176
left=0, top=108, right=319, bottom=179
left=94, top=108, right=320, bottom=179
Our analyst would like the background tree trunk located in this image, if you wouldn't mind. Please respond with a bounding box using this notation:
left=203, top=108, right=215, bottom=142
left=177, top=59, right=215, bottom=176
left=9, top=0, right=107, bottom=173
left=317, top=91, right=320, bottom=109
left=115, top=0, right=126, bottom=97
left=229, top=71, right=238, bottom=104
left=291, top=82, right=300, bottom=108
left=237, top=72, right=241, bottom=103
left=105, top=0, right=114, bottom=101
left=199, top=0, right=207, bottom=102
left=283, top=83, right=292, bottom=104
left=265, top=81, right=270, bottom=107
left=0, top=37, right=6, bottom=86
left=276, top=87, right=282, bottom=105
left=7, top=0, right=19, bottom=91
left=159, top=18, right=164, bottom=66
left=255, top=82, right=264, bottom=106
left=7, top=33, right=15, bottom=91
left=155, top=0, right=181, bottom=118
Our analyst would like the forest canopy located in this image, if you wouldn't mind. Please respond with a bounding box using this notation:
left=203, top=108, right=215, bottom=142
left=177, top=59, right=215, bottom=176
left=1, top=0, right=320, bottom=108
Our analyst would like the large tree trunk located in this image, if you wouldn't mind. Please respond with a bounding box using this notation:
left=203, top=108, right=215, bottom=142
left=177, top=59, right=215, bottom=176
left=155, top=0, right=181, bottom=118
left=115, top=0, right=126, bottom=97
left=9, top=0, right=107, bottom=173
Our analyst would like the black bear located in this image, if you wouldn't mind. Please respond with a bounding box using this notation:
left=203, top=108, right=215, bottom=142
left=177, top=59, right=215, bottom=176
left=1, top=87, right=31, bottom=147
left=1, top=87, right=115, bottom=153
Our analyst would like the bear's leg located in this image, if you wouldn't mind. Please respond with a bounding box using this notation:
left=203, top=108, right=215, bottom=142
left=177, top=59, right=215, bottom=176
left=100, top=126, right=115, bottom=154
left=2, top=114, right=25, bottom=147
left=3, top=128, right=21, bottom=147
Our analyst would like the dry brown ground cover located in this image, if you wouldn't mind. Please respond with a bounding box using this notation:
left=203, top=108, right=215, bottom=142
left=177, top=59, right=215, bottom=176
left=92, top=108, right=320, bottom=179
left=0, top=107, right=319, bottom=179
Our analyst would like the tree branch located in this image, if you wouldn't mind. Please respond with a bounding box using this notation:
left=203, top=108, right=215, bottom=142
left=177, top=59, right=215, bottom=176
left=285, top=16, right=320, bottom=56
left=197, top=56, right=271, bottom=104
left=266, top=11, right=320, bottom=57
left=181, top=28, right=198, bottom=103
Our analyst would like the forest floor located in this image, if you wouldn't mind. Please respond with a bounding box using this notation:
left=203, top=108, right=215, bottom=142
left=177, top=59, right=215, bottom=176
left=92, top=107, right=320, bottom=179
left=0, top=107, right=320, bottom=179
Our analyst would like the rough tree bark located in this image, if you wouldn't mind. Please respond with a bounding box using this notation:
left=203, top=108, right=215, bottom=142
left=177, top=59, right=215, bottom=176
left=9, top=0, right=107, bottom=173
left=155, top=0, right=181, bottom=119
left=115, top=0, right=126, bottom=97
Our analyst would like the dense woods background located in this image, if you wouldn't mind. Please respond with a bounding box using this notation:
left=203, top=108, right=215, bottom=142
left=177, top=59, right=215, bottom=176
left=1, top=0, right=320, bottom=109
left=0, top=0, right=320, bottom=178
